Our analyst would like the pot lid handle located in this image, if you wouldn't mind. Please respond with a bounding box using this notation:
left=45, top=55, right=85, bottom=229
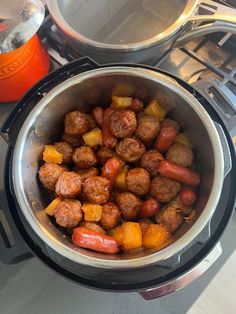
left=174, top=0, right=236, bottom=48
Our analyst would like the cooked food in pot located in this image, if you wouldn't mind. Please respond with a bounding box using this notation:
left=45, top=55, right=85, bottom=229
left=38, top=96, right=201, bottom=254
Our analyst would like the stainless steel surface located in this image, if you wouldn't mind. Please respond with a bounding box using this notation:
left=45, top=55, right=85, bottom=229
left=12, top=66, right=226, bottom=269
left=46, top=0, right=236, bottom=63
left=140, top=242, right=222, bottom=299
left=0, top=0, right=45, bottom=53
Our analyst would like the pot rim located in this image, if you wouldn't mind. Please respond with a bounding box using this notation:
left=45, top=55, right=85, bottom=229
left=46, top=0, right=199, bottom=52
left=12, top=66, right=224, bottom=269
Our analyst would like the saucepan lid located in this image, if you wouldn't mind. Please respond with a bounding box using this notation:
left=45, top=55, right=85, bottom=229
left=47, top=0, right=198, bottom=51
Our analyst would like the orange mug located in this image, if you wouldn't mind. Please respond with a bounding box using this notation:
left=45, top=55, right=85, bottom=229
left=0, top=34, right=50, bottom=103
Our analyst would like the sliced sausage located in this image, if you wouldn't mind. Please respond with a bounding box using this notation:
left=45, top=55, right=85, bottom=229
left=54, top=141, right=73, bottom=164
left=102, top=108, right=117, bottom=148
left=135, top=114, right=160, bottom=142
left=100, top=202, right=121, bottom=230
left=159, top=161, right=200, bottom=186
left=86, top=114, right=96, bottom=131
left=55, top=171, right=82, bottom=198
left=180, top=187, right=197, bottom=206
left=54, top=199, right=83, bottom=228
left=155, top=127, right=177, bottom=153
left=156, top=201, right=184, bottom=233
left=166, top=143, right=193, bottom=167
left=128, top=98, right=144, bottom=113
left=126, top=167, right=150, bottom=195
left=140, top=198, right=161, bottom=218
left=151, top=176, right=181, bottom=203
left=38, top=162, right=67, bottom=191
left=140, top=150, right=164, bottom=177
left=116, top=192, right=142, bottom=220
left=72, top=146, right=97, bottom=169
left=110, top=110, right=137, bottom=138
left=64, top=111, right=89, bottom=137
left=72, top=227, right=119, bottom=253
left=92, top=107, right=104, bottom=127
left=102, top=157, right=124, bottom=188
left=97, top=146, right=115, bottom=165
left=83, top=176, right=110, bottom=204
left=116, top=137, right=146, bottom=162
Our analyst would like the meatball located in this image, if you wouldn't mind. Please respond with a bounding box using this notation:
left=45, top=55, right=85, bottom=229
left=80, top=221, right=106, bottom=234
left=83, top=176, right=110, bottom=204
left=62, top=133, right=82, bottom=148
left=116, top=192, right=142, bottom=220
left=64, top=111, right=89, bottom=137
left=156, top=201, right=184, bottom=233
left=126, top=168, right=150, bottom=195
left=136, top=114, right=160, bottom=142
left=166, top=143, right=193, bottom=167
left=54, top=141, right=73, bottom=164
left=151, top=176, right=181, bottom=203
left=76, top=167, right=98, bottom=182
left=54, top=199, right=83, bottom=228
left=72, top=146, right=97, bottom=169
left=38, top=162, right=67, bottom=191
left=97, top=147, right=115, bottom=165
left=100, top=202, right=121, bottom=230
left=110, top=110, right=137, bottom=138
left=140, top=150, right=164, bottom=177
left=161, top=118, right=180, bottom=132
left=55, top=171, right=82, bottom=198
left=116, top=137, right=146, bottom=162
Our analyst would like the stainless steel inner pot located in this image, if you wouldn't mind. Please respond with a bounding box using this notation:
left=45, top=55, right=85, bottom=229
left=13, top=67, right=228, bottom=269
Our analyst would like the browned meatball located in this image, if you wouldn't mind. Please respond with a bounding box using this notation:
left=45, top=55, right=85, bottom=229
left=86, top=114, right=96, bottom=130
left=64, top=111, right=89, bottom=137
left=151, top=176, right=181, bottom=203
left=140, top=150, right=164, bottom=177
left=76, top=167, right=99, bottom=182
left=116, top=137, right=146, bottom=162
left=97, top=147, right=115, bottom=165
left=100, top=202, right=121, bottom=230
left=54, top=141, right=73, bottom=164
left=161, top=118, right=180, bottom=132
left=54, top=199, right=83, bottom=228
left=38, top=162, right=67, bottom=191
left=72, top=146, right=97, bottom=169
left=156, top=201, right=184, bottom=233
left=166, top=143, right=193, bottom=167
left=83, top=176, right=110, bottom=204
left=116, top=192, right=142, bottom=220
left=62, top=133, right=82, bottom=148
left=55, top=171, right=82, bottom=198
left=110, top=110, right=137, bottom=138
left=126, top=168, right=150, bottom=195
left=136, top=114, right=160, bottom=142
left=80, top=221, right=106, bottom=234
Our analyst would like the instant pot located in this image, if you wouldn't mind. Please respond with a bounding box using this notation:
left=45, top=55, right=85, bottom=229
left=0, top=57, right=235, bottom=298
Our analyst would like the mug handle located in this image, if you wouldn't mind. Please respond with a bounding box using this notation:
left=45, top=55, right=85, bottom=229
left=175, top=0, right=236, bottom=47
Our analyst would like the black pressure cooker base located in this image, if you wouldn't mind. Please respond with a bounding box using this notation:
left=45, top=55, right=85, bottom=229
left=1, top=57, right=236, bottom=292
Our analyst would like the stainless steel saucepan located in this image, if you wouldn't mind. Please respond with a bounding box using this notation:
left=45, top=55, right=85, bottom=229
left=12, top=66, right=231, bottom=270
left=46, top=0, right=236, bottom=63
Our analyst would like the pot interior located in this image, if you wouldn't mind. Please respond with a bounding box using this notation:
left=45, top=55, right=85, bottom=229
left=13, top=68, right=219, bottom=266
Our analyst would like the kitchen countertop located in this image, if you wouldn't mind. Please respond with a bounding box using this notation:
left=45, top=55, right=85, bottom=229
left=0, top=103, right=236, bottom=314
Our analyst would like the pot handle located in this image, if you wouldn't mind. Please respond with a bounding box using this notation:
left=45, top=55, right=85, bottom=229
left=175, top=0, right=236, bottom=47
